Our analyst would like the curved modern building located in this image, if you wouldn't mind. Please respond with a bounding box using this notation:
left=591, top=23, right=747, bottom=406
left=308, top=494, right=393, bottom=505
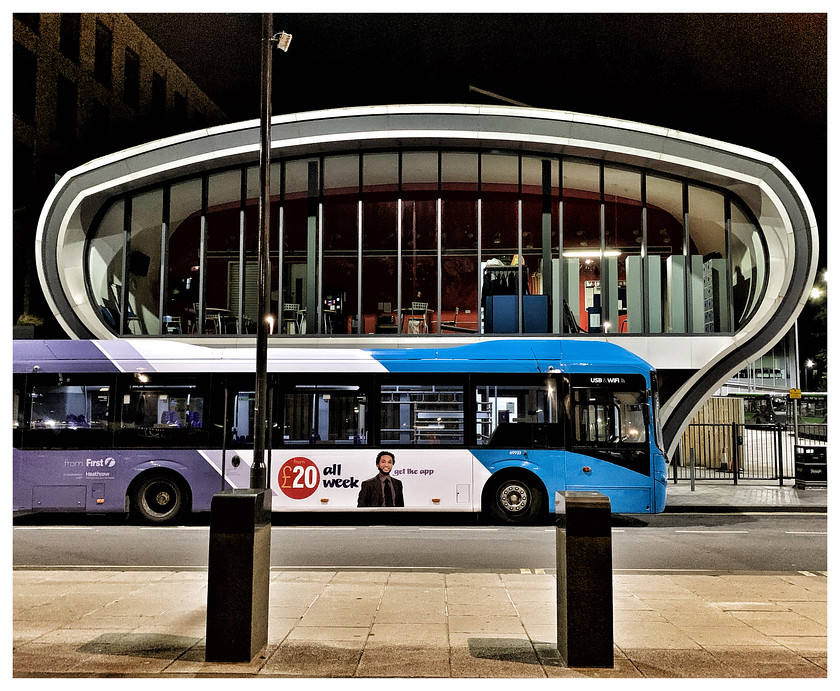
left=35, top=104, right=819, bottom=454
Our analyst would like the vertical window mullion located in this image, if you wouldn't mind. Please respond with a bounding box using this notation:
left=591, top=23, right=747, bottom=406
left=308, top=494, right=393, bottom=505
left=641, top=173, right=649, bottom=334
left=558, top=157, right=565, bottom=334
left=238, top=167, right=247, bottom=335
left=357, top=197, right=363, bottom=335
left=477, top=153, right=483, bottom=335
left=517, top=155, right=524, bottom=334
left=278, top=161, right=285, bottom=331
left=198, top=176, right=208, bottom=334
left=120, top=197, right=131, bottom=335
left=436, top=151, right=442, bottom=334
left=317, top=157, right=325, bottom=335
left=682, top=182, right=691, bottom=333
left=358, top=156, right=364, bottom=336
left=725, top=195, right=734, bottom=333
left=159, top=186, right=170, bottom=334
left=541, top=159, right=552, bottom=334
left=396, top=153, right=403, bottom=328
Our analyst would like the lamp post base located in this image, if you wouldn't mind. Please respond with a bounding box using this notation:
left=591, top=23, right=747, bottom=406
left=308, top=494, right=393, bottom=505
left=205, top=488, right=272, bottom=662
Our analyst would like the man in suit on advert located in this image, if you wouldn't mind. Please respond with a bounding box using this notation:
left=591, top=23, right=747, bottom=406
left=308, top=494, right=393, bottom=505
left=357, top=450, right=404, bottom=507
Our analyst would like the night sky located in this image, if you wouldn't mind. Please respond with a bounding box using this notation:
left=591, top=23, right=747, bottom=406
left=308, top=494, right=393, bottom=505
left=130, top=12, right=827, bottom=363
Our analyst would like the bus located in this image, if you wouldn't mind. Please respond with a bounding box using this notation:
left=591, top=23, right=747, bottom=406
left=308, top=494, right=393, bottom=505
left=13, top=339, right=668, bottom=524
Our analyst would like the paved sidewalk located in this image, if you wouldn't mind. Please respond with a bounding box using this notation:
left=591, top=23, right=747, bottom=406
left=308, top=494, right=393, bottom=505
left=12, top=481, right=828, bottom=678
left=12, top=567, right=827, bottom=678
left=664, top=480, right=827, bottom=512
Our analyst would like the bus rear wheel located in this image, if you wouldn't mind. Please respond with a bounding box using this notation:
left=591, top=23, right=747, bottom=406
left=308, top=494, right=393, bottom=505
left=131, top=473, right=186, bottom=524
left=486, top=475, right=545, bottom=524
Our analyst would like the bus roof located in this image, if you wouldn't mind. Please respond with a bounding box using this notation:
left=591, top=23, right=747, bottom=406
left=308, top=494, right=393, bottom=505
left=13, top=339, right=653, bottom=377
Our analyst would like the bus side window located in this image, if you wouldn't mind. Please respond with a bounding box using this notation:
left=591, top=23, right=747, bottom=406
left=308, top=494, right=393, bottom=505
left=475, top=382, right=559, bottom=448
left=117, top=376, right=207, bottom=447
left=284, top=386, right=369, bottom=445
left=380, top=383, right=463, bottom=446
left=23, top=375, right=113, bottom=449
left=573, top=389, right=647, bottom=446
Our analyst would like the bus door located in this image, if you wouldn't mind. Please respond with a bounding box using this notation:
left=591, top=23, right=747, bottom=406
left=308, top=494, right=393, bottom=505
left=219, top=376, right=281, bottom=494
left=473, top=375, right=564, bottom=518
left=218, top=377, right=259, bottom=491
left=566, top=373, right=654, bottom=513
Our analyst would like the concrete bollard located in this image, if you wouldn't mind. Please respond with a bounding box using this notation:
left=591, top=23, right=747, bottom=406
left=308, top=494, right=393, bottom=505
left=555, top=491, right=614, bottom=668
left=205, top=488, right=272, bottom=662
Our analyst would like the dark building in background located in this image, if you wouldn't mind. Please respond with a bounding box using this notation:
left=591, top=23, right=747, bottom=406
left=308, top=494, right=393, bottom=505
left=13, top=13, right=227, bottom=336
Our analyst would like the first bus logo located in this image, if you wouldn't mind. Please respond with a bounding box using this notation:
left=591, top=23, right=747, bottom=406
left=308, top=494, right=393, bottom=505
left=87, top=457, right=116, bottom=467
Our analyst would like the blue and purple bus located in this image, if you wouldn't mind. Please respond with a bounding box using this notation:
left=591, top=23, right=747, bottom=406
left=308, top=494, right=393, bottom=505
left=13, top=339, right=668, bottom=524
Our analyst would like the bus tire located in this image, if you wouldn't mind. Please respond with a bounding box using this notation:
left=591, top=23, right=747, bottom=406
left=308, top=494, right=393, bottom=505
left=130, top=472, right=188, bottom=524
left=485, top=473, right=546, bottom=525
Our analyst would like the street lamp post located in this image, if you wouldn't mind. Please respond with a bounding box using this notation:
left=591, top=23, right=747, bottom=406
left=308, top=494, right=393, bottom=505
left=804, top=359, right=815, bottom=391
left=205, top=14, right=290, bottom=663
left=253, top=14, right=291, bottom=489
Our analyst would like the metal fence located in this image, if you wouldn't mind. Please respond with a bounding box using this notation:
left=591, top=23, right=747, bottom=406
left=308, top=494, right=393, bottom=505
left=673, top=422, right=827, bottom=484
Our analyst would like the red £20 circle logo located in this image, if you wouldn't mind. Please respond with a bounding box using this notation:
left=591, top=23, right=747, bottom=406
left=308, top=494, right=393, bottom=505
left=278, top=457, right=320, bottom=500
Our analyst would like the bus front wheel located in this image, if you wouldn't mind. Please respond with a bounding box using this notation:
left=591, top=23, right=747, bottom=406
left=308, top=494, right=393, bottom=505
left=131, top=473, right=187, bottom=524
left=486, top=474, right=545, bottom=524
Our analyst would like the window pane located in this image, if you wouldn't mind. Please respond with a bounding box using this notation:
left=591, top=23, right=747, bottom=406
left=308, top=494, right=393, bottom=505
left=59, top=13, right=81, bottom=62
left=646, top=175, right=685, bottom=333
left=403, top=152, right=438, bottom=191
left=25, top=375, right=112, bottom=448
left=94, top=20, right=113, bottom=87
left=475, top=381, right=559, bottom=448
left=128, top=188, right=163, bottom=335
left=206, top=169, right=242, bottom=334
left=688, top=186, right=728, bottom=332
left=30, top=383, right=110, bottom=430
left=730, top=201, right=764, bottom=328
left=401, top=196, right=437, bottom=327
left=88, top=200, right=125, bottom=332
left=323, top=156, right=359, bottom=334
left=283, top=159, right=319, bottom=329
left=562, top=160, right=601, bottom=332
left=604, top=167, right=642, bottom=334
left=13, top=42, right=37, bottom=124
left=520, top=157, right=552, bottom=333
left=167, top=178, right=203, bottom=333
left=284, top=387, right=368, bottom=445
left=124, top=48, right=140, bottom=109
left=119, top=380, right=206, bottom=447
left=380, top=383, right=463, bottom=445
left=573, top=389, right=647, bottom=446
left=362, top=154, right=398, bottom=333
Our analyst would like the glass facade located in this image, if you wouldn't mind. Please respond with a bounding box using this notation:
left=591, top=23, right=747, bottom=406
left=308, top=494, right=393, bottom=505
left=85, top=149, right=767, bottom=338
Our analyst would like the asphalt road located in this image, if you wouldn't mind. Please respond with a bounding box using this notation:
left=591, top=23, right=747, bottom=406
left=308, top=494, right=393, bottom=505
left=12, top=512, right=827, bottom=573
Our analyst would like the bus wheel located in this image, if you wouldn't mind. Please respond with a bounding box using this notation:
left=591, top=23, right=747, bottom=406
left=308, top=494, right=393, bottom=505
left=487, top=475, right=544, bottom=524
left=131, top=473, right=186, bottom=524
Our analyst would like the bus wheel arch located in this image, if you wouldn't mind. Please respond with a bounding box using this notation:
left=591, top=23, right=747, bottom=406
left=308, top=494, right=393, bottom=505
left=127, top=469, right=191, bottom=524
left=482, top=469, right=548, bottom=525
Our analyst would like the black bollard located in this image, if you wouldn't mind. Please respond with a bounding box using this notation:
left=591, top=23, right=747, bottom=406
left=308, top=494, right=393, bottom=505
left=555, top=491, right=614, bottom=668
left=205, top=488, right=272, bottom=662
